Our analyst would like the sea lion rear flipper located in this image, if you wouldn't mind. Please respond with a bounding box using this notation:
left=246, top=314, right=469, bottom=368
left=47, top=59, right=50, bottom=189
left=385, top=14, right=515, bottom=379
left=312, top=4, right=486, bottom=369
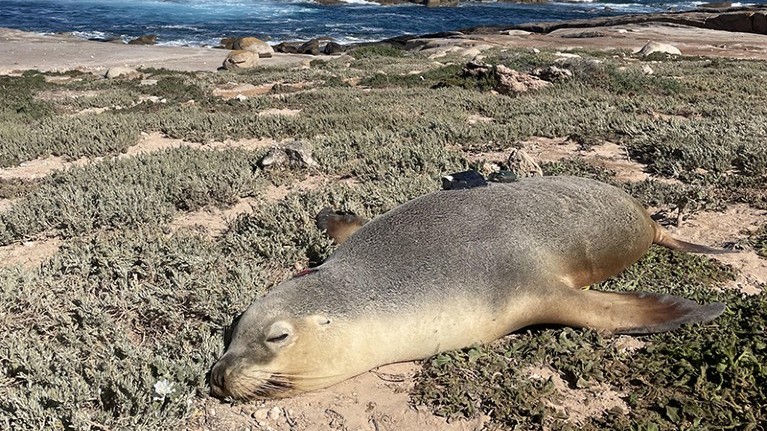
left=653, top=225, right=735, bottom=255
left=539, top=288, right=725, bottom=335
left=316, top=207, right=368, bottom=245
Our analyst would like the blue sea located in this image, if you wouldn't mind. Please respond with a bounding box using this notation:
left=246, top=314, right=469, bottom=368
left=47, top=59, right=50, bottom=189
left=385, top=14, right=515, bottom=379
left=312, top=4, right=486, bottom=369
left=0, top=0, right=762, bottom=46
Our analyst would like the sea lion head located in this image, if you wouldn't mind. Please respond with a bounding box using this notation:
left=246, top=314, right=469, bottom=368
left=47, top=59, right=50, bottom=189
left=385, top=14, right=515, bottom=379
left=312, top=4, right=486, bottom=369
left=209, top=275, right=360, bottom=400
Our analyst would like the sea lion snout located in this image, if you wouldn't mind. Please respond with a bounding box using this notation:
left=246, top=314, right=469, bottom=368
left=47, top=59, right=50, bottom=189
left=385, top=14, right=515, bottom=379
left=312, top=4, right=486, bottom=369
left=209, top=353, right=292, bottom=399
left=209, top=358, right=230, bottom=398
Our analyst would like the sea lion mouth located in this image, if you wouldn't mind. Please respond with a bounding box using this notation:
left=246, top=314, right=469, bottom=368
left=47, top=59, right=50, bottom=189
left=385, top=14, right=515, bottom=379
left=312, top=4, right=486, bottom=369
left=210, top=366, right=295, bottom=400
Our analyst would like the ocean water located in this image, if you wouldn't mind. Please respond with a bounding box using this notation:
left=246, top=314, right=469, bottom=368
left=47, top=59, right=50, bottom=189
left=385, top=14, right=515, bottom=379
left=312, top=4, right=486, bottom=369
left=0, top=0, right=761, bottom=46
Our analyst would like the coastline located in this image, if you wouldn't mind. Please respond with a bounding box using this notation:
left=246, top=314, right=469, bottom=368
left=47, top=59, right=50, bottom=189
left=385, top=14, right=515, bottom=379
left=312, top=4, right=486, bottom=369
left=2, top=6, right=767, bottom=74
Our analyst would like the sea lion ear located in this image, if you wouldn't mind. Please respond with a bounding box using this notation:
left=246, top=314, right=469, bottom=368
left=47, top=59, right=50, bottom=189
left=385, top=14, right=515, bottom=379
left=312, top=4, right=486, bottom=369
left=265, top=321, right=295, bottom=347
left=309, top=315, right=332, bottom=326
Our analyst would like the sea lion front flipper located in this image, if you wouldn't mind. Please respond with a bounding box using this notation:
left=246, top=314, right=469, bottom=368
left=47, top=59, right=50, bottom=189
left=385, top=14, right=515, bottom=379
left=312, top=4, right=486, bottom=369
left=538, top=288, right=725, bottom=335
left=316, top=207, right=368, bottom=245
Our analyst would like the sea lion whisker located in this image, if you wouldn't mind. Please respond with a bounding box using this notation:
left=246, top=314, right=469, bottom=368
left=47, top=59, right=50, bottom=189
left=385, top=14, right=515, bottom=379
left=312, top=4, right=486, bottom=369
left=270, top=371, right=347, bottom=381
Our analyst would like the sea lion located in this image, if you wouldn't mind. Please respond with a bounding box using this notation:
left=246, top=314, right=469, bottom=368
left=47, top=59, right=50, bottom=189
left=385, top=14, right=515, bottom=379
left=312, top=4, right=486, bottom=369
left=210, top=176, right=728, bottom=400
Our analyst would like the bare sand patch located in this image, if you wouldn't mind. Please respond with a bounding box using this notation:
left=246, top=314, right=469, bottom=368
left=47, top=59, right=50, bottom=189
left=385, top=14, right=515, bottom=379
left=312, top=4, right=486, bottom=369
left=169, top=198, right=258, bottom=237
left=212, top=83, right=274, bottom=99
left=0, top=28, right=309, bottom=74
left=0, top=133, right=276, bottom=180
left=193, top=362, right=488, bottom=431
left=466, top=137, right=650, bottom=182
left=35, top=89, right=103, bottom=101
left=0, top=238, right=62, bottom=270
left=0, top=198, right=18, bottom=212
left=261, top=176, right=330, bottom=204
left=526, top=365, right=628, bottom=425
left=667, top=204, right=767, bottom=295
left=0, top=155, right=90, bottom=180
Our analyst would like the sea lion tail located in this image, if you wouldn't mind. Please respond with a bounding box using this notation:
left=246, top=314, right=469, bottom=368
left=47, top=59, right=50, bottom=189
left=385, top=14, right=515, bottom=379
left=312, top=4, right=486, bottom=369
left=653, top=225, right=734, bottom=255
left=540, top=288, right=725, bottom=335
left=316, top=207, right=368, bottom=245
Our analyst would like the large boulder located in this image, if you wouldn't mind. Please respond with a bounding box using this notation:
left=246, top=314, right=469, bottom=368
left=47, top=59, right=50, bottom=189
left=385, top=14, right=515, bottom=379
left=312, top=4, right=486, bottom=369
left=274, top=42, right=301, bottom=54
left=424, top=0, right=459, bottom=6
left=233, top=37, right=274, bottom=58
left=128, top=34, right=157, bottom=45
left=219, top=37, right=237, bottom=50
left=706, top=11, right=759, bottom=33
left=754, top=12, right=767, bottom=34
left=637, top=41, right=681, bottom=57
left=298, top=39, right=321, bottom=55
left=323, top=41, right=345, bottom=55
left=222, top=50, right=259, bottom=70
left=494, top=65, right=551, bottom=94
left=532, top=65, right=573, bottom=82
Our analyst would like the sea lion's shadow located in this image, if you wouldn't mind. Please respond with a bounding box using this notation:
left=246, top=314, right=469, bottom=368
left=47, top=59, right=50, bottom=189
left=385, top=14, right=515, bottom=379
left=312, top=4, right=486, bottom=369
left=206, top=311, right=245, bottom=398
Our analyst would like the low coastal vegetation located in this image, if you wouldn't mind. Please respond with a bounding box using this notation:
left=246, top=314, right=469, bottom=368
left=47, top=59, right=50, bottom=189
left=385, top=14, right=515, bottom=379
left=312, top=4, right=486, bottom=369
left=0, top=46, right=765, bottom=429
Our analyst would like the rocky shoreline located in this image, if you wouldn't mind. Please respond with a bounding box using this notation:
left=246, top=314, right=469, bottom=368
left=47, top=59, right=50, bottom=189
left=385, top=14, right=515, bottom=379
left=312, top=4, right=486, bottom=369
left=1, top=5, right=767, bottom=74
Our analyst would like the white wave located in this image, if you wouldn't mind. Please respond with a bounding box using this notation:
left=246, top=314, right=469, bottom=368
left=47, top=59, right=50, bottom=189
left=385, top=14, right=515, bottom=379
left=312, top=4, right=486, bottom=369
left=158, top=24, right=203, bottom=31
left=338, top=0, right=380, bottom=4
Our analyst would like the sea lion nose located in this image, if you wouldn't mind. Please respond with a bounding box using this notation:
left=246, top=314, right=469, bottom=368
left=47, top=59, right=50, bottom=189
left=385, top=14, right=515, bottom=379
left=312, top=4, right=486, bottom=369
left=209, top=360, right=232, bottom=398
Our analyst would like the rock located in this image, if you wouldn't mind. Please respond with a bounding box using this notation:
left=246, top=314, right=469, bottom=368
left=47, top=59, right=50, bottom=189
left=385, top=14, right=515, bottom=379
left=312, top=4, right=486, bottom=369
left=274, top=42, right=301, bottom=54
left=323, top=42, right=345, bottom=55
left=706, top=11, right=757, bottom=33
left=494, top=65, right=551, bottom=94
left=127, top=34, right=157, bottom=45
left=268, top=407, right=282, bottom=421
left=252, top=408, right=269, bottom=421
left=219, top=37, right=237, bottom=50
left=642, top=65, right=654, bottom=75
left=507, top=149, right=542, bottom=177
left=753, top=12, right=767, bottom=34
left=424, top=0, right=459, bottom=6
left=285, top=141, right=319, bottom=167
left=259, top=141, right=319, bottom=169
left=637, top=41, right=681, bottom=57
left=298, top=39, right=321, bottom=55
left=532, top=65, right=572, bottom=81
left=222, top=50, right=259, bottom=70
left=104, top=67, right=140, bottom=79
left=465, top=61, right=551, bottom=94
left=233, top=37, right=274, bottom=58
left=260, top=148, right=290, bottom=168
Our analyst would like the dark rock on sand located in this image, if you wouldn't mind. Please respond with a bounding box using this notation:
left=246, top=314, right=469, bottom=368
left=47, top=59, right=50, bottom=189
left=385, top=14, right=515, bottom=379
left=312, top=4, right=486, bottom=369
left=274, top=42, right=301, bottom=54
left=299, top=39, right=321, bottom=55
left=128, top=34, right=157, bottom=45
left=220, top=37, right=237, bottom=50
left=324, top=42, right=345, bottom=55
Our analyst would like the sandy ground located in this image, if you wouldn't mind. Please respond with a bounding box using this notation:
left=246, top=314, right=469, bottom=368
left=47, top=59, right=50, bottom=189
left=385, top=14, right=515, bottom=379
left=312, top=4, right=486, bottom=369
left=0, top=28, right=310, bottom=74
left=1, top=21, right=766, bottom=430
